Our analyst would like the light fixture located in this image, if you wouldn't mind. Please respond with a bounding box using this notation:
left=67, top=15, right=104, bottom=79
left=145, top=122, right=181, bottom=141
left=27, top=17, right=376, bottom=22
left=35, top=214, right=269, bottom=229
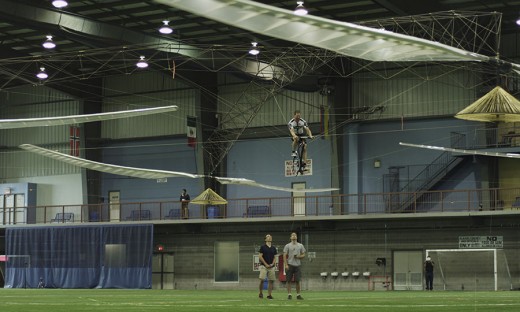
left=248, top=42, right=260, bottom=56
left=516, top=14, right=520, bottom=26
left=36, top=67, right=48, bottom=80
left=159, top=21, right=173, bottom=34
left=136, top=56, right=148, bottom=68
left=42, top=35, right=56, bottom=49
left=294, top=1, right=308, bottom=16
left=52, top=0, right=68, bottom=8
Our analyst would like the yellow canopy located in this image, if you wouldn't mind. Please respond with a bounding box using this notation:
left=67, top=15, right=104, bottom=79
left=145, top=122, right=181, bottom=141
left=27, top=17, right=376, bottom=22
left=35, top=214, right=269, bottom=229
left=190, top=188, right=228, bottom=205
left=455, top=86, right=520, bottom=123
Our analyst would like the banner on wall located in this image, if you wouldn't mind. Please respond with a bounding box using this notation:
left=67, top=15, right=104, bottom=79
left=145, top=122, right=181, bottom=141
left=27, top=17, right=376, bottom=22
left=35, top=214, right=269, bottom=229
left=458, top=236, right=503, bottom=248
left=284, top=159, right=312, bottom=177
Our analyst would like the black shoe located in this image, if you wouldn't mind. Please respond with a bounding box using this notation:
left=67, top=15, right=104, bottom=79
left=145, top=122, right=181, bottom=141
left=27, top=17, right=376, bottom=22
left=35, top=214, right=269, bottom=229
left=259, top=293, right=263, bottom=299
left=287, top=294, right=292, bottom=300
left=296, top=295, right=304, bottom=300
left=267, top=295, right=273, bottom=300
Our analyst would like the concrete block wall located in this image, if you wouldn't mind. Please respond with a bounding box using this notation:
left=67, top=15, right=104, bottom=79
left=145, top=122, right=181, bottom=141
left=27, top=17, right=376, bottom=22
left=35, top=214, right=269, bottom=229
left=154, top=215, right=520, bottom=291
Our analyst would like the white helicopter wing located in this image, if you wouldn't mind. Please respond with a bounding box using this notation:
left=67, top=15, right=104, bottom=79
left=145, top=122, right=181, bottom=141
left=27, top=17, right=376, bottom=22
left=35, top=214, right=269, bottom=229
left=214, top=176, right=338, bottom=193
left=0, top=105, right=177, bottom=129
left=399, top=142, right=520, bottom=159
left=157, top=0, right=491, bottom=63
left=19, top=144, right=201, bottom=179
left=19, top=144, right=338, bottom=193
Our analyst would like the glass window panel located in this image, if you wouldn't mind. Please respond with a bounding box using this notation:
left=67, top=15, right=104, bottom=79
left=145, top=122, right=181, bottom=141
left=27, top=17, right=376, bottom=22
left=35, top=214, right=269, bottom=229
left=105, top=244, right=126, bottom=268
left=214, top=241, right=239, bottom=282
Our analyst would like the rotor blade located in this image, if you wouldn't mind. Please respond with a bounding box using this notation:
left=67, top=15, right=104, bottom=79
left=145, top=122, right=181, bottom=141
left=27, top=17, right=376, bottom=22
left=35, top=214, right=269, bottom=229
left=19, top=144, right=202, bottom=179
left=0, top=105, right=178, bottom=129
left=215, top=177, right=338, bottom=193
left=399, top=142, right=520, bottom=158
left=512, top=63, right=520, bottom=76
left=20, top=144, right=338, bottom=193
left=157, top=0, right=490, bottom=63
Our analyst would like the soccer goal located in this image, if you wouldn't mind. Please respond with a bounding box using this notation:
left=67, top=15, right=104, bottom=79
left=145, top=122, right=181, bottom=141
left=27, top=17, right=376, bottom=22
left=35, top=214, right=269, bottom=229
left=426, top=249, right=512, bottom=291
left=3, top=254, right=31, bottom=288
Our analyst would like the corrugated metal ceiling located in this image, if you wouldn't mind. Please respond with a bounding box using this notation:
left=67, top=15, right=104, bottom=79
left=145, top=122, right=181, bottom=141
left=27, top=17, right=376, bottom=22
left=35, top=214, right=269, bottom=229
left=0, top=0, right=519, bottom=91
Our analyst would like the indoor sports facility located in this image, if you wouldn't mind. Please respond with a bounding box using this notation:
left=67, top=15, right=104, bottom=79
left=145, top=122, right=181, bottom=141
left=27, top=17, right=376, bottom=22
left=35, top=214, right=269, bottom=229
left=1, top=1, right=520, bottom=309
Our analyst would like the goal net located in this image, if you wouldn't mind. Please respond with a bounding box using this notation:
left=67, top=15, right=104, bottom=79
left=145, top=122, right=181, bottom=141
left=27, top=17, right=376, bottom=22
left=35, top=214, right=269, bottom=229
left=426, top=249, right=512, bottom=291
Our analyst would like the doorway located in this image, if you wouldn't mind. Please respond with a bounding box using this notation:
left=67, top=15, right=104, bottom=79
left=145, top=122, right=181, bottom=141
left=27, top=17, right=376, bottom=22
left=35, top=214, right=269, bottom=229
left=292, top=182, right=306, bottom=216
left=393, top=250, right=423, bottom=290
left=108, top=191, right=120, bottom=222
left=0, top=194, right=26, bottom=224
left=152, top=253, right=174, bottom=289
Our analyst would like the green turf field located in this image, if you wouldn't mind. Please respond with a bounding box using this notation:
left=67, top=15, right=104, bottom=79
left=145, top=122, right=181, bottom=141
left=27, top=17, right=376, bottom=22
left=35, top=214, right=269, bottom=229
left=1, top=289, right=519, bottom=312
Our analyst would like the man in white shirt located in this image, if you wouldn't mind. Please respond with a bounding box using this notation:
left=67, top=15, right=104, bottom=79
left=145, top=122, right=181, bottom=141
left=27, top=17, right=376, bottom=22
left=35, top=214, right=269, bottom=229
left=283, top=232, right=306, bottom=300
left=288, top=110, right=313, bottom=167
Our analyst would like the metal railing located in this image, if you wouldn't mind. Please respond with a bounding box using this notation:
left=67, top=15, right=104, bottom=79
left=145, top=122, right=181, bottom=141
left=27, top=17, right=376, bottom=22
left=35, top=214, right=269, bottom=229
left=474, top=126, right=520, bottom=148
left=2, top=187, right=520, bottom=225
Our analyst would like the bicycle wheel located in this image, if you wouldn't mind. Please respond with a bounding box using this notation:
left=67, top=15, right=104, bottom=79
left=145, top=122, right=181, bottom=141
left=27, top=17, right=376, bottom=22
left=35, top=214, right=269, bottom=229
left=296, top=140, right=306, bottom=175
left=292, top=153, right=300, bottom=175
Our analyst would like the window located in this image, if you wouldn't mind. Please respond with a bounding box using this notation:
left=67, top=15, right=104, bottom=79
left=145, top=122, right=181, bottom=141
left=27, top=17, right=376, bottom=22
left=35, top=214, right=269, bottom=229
left=214, top=241, right=239, bottom=282
left=105, top=244, right=126, bottom=267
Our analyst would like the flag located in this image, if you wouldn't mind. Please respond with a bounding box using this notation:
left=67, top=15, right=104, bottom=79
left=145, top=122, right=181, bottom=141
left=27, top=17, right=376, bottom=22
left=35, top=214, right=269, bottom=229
left=69, top=126, right=80, bottom=157
left=187, top=116, right=197, bottom=147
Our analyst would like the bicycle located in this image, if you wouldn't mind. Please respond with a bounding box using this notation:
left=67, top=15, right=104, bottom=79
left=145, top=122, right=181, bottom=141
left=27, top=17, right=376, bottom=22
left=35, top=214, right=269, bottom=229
left=292, top=136, right=310, bottom=176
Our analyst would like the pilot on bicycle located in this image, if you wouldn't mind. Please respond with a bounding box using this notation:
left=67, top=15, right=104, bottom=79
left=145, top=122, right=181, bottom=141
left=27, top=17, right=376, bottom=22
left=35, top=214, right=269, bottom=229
left=288, top=110, right=313, bottom=167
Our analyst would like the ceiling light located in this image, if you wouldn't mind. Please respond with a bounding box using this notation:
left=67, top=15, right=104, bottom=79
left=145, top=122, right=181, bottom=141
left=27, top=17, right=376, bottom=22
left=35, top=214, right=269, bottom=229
left=136, top=56, right=149, bottom=68
left=294, top=1, right=308, bottom=16
left=36, top=67, right=48, bottom=80
left=42, top=35, right=56, bottom=49
left=249, top=42, right=260, bottom=56
left=159, top=21, right=173, bottom=34
left=516, top=15, right=520, bottom=26
left=52, top=0, right=68, bottom=8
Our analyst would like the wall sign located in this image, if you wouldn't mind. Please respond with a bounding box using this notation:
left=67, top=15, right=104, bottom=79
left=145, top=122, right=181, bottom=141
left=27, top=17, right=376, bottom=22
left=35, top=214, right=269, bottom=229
left=284, top=159, right=312, bottom=177
left=458, top=236, right=503, bottom=248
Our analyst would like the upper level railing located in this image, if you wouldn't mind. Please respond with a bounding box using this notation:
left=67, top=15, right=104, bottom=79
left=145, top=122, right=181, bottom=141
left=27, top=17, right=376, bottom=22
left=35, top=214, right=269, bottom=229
left=474, top=126, right=520, bottom=149
left=2, top=187, right=520, bottom=225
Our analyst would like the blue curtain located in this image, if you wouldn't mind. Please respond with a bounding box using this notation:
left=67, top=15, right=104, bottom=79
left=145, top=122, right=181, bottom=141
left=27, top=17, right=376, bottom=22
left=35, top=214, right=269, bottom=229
left=4, top=224, right=153, bottom=289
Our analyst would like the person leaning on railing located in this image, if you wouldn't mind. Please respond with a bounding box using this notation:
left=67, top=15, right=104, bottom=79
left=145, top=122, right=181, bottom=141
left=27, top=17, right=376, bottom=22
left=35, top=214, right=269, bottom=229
left=180, top=189, right=190, bottom=219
